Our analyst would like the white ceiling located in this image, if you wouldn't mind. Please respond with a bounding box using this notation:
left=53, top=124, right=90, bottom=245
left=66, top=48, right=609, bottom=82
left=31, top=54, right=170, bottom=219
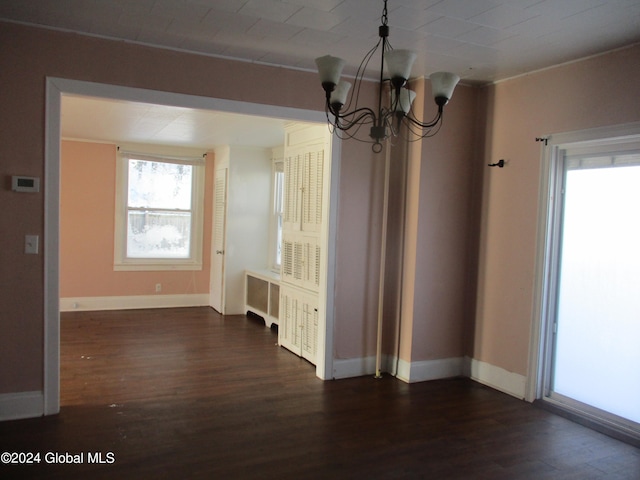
left=61, top=95, right=290, bottom=149
left=4, top=0, right=639, bottom=149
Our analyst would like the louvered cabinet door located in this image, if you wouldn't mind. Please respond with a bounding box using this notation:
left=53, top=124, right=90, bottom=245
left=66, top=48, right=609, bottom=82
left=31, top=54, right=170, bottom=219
left=301, top=294, right=319, bottom=364
left=282, top=233, right=320, bottom=292
left=281, top=237, right=294, bottom=283
left=278, top=286, right=302, bottom=356
left=302, top=148, right=324, bottom=233
left=283, top=152, right=302, bottom=232
left=281, top=234, right=303, bottom=285
left=301, top=235, right=321, bottom=292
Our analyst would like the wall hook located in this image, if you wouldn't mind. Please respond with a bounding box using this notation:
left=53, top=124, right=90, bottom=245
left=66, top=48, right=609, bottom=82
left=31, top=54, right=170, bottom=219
left=488, top=159, right=505, bottom=168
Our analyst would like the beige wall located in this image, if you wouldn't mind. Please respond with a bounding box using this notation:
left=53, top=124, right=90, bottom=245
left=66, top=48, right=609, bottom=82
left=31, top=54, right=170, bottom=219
left=473, top=45, right=640, bottom=376
left=60, top=140, right=214, bottom=298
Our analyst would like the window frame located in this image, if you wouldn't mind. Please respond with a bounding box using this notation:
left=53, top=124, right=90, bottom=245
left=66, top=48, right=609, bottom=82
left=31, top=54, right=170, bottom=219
left=114, top=148, right=205, bottom=271
left=269, top=158, right=285, bottom=273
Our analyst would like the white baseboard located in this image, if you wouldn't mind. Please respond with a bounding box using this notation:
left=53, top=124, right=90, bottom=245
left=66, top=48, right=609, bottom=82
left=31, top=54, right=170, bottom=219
left=60, top=294, right=210, bottom=312
left=0, top=391, right=43, bottom=421
left=332, top=355, right=378, bottom=379
left=396, top=357, right=465, bottom=383
left=332, top=355, right=526, bottom=401
left=469, top=358, right=527, bottom=400
left=332, top=355, right=465, bottom=383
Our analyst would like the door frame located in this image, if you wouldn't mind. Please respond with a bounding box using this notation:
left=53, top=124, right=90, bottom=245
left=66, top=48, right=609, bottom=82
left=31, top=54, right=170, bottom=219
left=45, top=77, right=340, bottom=414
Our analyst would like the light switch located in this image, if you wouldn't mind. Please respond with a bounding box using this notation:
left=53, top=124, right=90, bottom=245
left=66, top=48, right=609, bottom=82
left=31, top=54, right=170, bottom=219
left=25, top=235, right=39, bottom=254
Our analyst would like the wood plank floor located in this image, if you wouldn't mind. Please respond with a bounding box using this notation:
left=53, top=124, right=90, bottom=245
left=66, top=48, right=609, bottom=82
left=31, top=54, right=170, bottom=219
left=1, top=307, right=638, bottom=479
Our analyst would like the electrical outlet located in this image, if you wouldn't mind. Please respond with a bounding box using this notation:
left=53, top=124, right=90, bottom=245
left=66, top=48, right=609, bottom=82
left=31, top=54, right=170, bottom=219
left=155, top=283, right=162, bottom=293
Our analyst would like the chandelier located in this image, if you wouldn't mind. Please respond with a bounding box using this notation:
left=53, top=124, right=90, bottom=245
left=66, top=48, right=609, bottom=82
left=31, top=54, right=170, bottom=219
left=315, top=0, right=460, bottom=153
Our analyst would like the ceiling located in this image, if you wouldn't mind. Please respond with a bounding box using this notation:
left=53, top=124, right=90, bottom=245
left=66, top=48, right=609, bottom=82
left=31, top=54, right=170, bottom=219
left=61, top=95, right=290, bottom=150
left=4, top=0, right=639, bottom=149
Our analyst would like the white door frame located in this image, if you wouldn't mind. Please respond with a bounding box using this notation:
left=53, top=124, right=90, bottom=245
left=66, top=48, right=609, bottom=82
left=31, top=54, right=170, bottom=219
left=45, top=77, right=340, bottom=414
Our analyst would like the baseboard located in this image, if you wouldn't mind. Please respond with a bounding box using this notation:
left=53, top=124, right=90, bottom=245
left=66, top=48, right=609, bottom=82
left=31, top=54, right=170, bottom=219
left=332, top=355, right=527, bottom=400
left=396, top=357, right=465, bottom=383
left=0, top=391, right=43, bottom=421
left=469, top=358, right=527, bottom=400
left=332, top=355, right=464, bottom=383
left=332, top=355, right=378, bottom=379
left=60, top=294, right=210, bottom=312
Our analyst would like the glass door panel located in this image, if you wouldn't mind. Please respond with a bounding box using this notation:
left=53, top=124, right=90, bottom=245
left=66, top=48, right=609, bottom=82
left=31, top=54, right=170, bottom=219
left=552, top=159, right=640, bottom=426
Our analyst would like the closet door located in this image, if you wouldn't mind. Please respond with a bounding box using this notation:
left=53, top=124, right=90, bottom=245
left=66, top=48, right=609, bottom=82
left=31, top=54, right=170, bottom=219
left=210, top=166, right=228, bottom=313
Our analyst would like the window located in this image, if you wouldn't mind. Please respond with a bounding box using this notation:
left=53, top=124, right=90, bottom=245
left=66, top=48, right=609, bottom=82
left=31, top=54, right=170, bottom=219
left=271, top=159, right=285, bottom=271
left=115, top=150, right=205, bottom=270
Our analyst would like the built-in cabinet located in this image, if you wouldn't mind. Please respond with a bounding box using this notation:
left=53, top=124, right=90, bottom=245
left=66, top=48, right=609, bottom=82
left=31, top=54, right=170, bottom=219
left=278, top=124, right=330, bottom=366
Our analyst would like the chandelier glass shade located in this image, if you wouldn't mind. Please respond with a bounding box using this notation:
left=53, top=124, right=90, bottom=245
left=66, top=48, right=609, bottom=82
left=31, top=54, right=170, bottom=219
left=315, top=0, right=460, bottom=152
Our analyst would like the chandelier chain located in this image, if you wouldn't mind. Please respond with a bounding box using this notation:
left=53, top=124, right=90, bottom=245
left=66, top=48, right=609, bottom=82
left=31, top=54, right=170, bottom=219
left=381, top=0, right=388, bottom=26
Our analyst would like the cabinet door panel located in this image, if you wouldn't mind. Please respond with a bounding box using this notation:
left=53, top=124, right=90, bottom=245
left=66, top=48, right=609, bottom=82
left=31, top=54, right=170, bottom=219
left=301, top=296, right=318, bottom=364
left=302, top=149, right=324, bottom=233
left=281, top=233, right=320, bottom=292
left=283, top=153, right=302, bottom=231
left=278, top=287, right=302, bottom=355
left=279, top=285, right=318, bottom=365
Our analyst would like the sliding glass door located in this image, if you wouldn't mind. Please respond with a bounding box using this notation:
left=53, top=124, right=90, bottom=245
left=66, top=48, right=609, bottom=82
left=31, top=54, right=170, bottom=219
left=543, top=134, right=640, bottom=436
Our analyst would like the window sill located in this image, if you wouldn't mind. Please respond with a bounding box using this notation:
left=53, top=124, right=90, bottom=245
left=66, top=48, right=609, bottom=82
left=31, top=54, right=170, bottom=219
left=114, top=261, right=202, bottom=272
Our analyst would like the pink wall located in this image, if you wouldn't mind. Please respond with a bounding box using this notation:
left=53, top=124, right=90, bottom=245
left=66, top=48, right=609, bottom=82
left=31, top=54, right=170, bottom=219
left=410, top=81, right=480, bottom=362
left=0, top=21, right=383, bottom=394
left=333, top=77, right=481, bottom=366
left=3, top=17, right=637, bottom=400
left=60, top=140, right=214, bottom=298
left=474, top=45, right=640, bottom=376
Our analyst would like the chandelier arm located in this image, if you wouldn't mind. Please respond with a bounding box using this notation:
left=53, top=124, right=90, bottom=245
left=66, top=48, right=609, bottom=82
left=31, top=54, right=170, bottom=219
left=328, top=103, right=377, bottom=121
left=403, top=107, right=443, bottom=129
left=330, top=108, right=378, bottom=132
left=334, top=124, right=370, bottom=142
left=408, top=116, right=444, bottom=140
left=345, top=39, right=383, bottom=114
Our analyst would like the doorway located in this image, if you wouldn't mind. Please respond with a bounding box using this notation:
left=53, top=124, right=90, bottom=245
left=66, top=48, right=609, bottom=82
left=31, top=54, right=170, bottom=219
left=534, top=125, right=640, bottom=440
left=45, top=77, right=338, bottom=415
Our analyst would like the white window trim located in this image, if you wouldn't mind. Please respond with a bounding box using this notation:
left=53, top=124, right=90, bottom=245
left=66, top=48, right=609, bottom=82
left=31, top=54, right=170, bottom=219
left=269, top=153, right=285, bottom=273
left=114, top=145, right=206, bottom=271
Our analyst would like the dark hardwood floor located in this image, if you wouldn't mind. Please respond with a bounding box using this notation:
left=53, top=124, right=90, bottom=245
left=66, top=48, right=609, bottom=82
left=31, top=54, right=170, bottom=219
left=1, top=307, right=638, bottom=479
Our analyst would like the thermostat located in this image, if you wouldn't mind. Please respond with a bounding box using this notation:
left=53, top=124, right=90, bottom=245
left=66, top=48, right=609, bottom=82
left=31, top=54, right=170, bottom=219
left=11, top=176, right=40, bottom=193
